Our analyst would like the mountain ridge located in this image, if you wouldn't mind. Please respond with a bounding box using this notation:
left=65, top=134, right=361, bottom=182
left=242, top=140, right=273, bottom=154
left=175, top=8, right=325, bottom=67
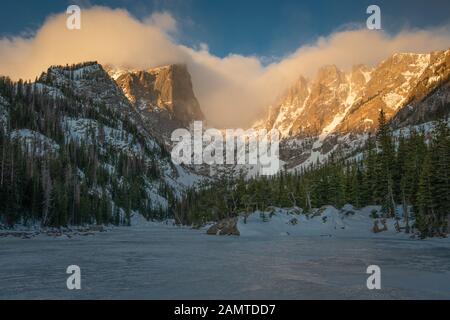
left=105, top=64, right=205, bottom=145
left=256, top=49, right=450, bottom=136
left=253, top=48, right=450, bottom=170
left=0, top=61, right=204, bottom=226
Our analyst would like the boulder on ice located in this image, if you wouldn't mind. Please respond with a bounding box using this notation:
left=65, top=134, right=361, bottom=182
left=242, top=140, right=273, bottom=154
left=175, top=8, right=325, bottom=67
left=206, top=217, right=240, bottom=236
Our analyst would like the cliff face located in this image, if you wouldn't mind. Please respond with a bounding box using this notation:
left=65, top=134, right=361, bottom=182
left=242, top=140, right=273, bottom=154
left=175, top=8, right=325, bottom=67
left=0, top=62, right=204, bottom=226
left=254, top=49, right=450, bottom=170
left=108, top=64, right=205, bottom=144
left=336, top=50, right=450, bottom=133
left=258, top=49, right=450, bottom=138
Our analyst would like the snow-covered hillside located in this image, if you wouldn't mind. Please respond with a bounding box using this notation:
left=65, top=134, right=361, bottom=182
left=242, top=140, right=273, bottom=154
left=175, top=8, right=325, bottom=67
left=10, top=129, right=60, bottom=156
left=285, top=118, right=450, bottom=172
left=237, top=205, right=409, bottom=238
left=0, top=62, right=205, bottom=226
left=255, top=49, right=450, bottom=171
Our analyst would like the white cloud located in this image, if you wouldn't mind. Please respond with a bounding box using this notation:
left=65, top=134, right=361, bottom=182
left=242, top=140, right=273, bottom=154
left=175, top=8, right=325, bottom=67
left=144, top=11, right=177, bottom=33
left=0, top=6, right=449, bottom=127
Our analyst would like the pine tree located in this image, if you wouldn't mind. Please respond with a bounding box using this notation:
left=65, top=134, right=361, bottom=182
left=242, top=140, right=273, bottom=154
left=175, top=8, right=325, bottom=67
left=375, top=109, right=396, bottom=217
left=431, top=119, right=450, bottom=233
left=416, top=153, right=435, bottom=237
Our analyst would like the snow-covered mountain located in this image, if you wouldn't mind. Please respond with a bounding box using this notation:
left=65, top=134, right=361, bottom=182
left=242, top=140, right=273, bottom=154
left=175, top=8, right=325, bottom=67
left=106, top=64, right=205, bottom=145
left=0, top=62, right=204, bottom=226
left=254, top=49, right=450, bottom=170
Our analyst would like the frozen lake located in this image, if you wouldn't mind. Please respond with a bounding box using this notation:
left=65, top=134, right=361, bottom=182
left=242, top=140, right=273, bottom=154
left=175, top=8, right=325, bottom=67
left=1, top=221, right=450, bottom=300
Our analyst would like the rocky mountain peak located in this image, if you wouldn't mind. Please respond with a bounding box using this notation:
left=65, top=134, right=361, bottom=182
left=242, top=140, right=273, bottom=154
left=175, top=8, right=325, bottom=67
left=259, top=49, right=449, bottom=137
left=106, top=64, right=204, bottom=144
left=253, top=48, right=450, bottom=170
left=314, top=64, right=346, bottom=87
left=109, top=64, right=204, bottom=127
left=40, top=62, right=129, bottom=109
left=349, top=64, right=372, bottom=86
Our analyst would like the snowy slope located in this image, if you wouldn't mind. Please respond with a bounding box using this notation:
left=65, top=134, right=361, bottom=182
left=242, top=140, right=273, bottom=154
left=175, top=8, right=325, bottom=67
left=1, top=62, right=206, bottom=225
left=253, top=49, right=450, bottom=171
left=10, top=129, right=60, bottom=156
left=290, top=118, right=450, bottom=172
left=237, top=205, right=411, bottom=239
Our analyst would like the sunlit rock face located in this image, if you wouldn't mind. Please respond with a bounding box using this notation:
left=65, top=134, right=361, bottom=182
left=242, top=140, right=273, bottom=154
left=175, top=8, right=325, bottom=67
left=254, top=49, right=450, bottom=170
left=109, top=64, right=205, bottom=144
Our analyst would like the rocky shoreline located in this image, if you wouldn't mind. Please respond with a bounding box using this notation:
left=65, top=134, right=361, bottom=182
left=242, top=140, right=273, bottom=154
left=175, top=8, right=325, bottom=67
left=0, top=225, right=108, bottom=239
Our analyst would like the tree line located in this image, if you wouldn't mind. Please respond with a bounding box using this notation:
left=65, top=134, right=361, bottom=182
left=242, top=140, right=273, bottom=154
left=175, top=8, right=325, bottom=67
left=0, top=72, right=173, bottom=227
left=175, top=110, right=450, bottom=238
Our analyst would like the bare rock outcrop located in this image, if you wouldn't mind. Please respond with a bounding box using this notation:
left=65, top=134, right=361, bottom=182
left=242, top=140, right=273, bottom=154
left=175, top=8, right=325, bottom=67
left=108, top=64, right=205, bottom=144
left=206, top=217, right=240, bottom=236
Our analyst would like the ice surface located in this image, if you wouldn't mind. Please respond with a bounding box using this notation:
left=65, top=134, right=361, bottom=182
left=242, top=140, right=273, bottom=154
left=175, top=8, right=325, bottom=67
left=1, top=212, right=449, bottom=300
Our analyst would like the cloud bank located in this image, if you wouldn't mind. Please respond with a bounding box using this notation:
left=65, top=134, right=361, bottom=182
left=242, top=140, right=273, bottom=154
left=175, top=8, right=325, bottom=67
left=1, top=6, right=449, bottom=127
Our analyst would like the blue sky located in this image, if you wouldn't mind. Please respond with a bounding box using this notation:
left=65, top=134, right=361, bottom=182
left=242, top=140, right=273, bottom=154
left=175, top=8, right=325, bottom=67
left=1, top=0, right=450, bottom=58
